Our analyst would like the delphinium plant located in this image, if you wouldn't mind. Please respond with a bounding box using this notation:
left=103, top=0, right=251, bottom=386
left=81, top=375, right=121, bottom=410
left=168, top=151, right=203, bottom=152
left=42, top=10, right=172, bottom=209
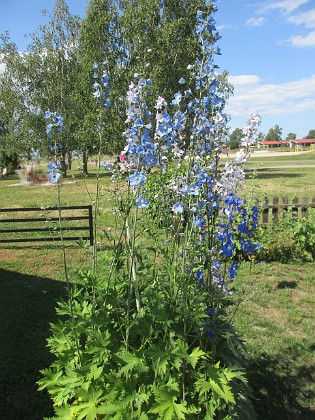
left=39, top=1, right=262, bottom=418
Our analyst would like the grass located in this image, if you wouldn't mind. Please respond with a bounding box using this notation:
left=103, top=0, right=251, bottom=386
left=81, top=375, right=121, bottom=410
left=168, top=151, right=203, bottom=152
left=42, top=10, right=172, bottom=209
left=244, top=151, right=315, bottom=199
left=0, top=155, right=314, bottom=418
left=232, top=262, right=315, bottom=419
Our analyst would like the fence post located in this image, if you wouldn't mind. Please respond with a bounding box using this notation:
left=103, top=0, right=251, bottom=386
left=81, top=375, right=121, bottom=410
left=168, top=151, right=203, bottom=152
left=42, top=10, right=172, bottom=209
left=88, top=205, right=94, bottom=247
left=272, top=197, right=279, bottom=222
left=282, top=197, right=288, bottom=219
left=262, top=197, right=269, bottom=224
left=292, top=196, right=298, bottom=220
left=301, top=197, right=308, bottom=218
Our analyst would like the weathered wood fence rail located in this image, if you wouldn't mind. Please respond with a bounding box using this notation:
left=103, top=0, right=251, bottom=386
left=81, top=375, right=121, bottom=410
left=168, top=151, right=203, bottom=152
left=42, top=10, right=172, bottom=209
left=258, top=197, right=315, bottom=225
left=0, top=205, right=93, bottom=245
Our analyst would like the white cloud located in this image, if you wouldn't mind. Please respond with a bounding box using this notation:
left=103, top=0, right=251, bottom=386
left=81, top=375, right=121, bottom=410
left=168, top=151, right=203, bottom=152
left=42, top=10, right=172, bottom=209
left=260, top=0, right=310, bottom=14
left=288, top=8, right=315, bottom=27
left=258, top=2, right=315, bottom=48
left=229, top=75, right=261, bottom=85
left=288, top=30, right=315, bottom=46
left=226, top=73, right=315, bottom=118
left=286, top=9, right=315, bottom=46
left=246, top=16, right=266, bottom=27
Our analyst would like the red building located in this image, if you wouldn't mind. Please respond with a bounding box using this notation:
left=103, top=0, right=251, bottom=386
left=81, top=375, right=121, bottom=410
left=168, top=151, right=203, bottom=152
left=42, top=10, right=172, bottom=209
left=259, top=139, right=315, bottom=148
left=259, top=140, right=282, bottom=148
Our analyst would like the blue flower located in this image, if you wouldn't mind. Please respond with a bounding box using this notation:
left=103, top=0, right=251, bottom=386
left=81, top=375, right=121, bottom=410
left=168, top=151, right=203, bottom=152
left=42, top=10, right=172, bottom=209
left=142, top=153, right=158, bottom=167
left=178, top=77, right=186, bottom=84
left=221, top=242, right=235, bottom=257
left=128, top=172, right=147, bottom=187
left=172, top=202, right=184, bottom=214
left=47, top=160, right=61, bottom=184
left=134, top=118, right=145, bottom=127
left=171, top=91, right=182, bottom=106
left=194, top=269, right=204, bottom=285
left=206, top=329, right=215, bottom=340
left=103, top=99, right=110, bottom=109
left=157, top=121, right=173, bottom=137
left=229, top=262, right=239, bottom=279
left=46, top=124, right=54, bottom=135
left=47, top=172, right=61, bottom=184
left=136, top=195, right=150, bottom=209
left=187, top=184, right=200, bottom=196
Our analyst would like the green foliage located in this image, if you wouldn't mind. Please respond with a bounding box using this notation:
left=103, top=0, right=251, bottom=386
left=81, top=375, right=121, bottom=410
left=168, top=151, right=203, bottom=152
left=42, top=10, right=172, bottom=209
left=285, top=132, right=296, bottom=140
left=258, top=212, right=315, bottom=262
left=144, top=168, right=179, bottom=228
left=38, top=242, right=254, bottom=418
left=265, top=124, right=282, bottom=141
left=0, top=0, right=81, bottom=172
left=305, top=128, right=315, bottom=139
left=0, top=150, right=19, bottom=172
left=227, top=128, right=243, bottom=150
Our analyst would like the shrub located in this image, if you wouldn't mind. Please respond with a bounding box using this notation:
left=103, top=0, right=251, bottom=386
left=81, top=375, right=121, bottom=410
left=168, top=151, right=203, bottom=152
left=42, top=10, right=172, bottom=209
left=258, top=212, right=315, bottom=262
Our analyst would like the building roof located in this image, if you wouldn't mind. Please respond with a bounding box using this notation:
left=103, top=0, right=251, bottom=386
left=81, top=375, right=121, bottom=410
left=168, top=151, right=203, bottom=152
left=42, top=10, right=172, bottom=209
left=291, top=138, right=315, bottom=144
left=259, top=140, right=282, bottom=145
left=259, top=139, right=315, bottom=145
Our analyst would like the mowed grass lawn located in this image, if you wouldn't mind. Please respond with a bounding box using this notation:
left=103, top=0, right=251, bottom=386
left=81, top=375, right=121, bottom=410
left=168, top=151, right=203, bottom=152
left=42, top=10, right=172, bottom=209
left=0, top=154, right=314, bottom=419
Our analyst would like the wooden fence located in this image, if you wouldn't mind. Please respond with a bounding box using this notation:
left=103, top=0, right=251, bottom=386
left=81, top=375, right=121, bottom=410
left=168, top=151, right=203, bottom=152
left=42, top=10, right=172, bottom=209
left=0, top=205, right=93, bottom=245
left=258, top=197, right=315, bottom=225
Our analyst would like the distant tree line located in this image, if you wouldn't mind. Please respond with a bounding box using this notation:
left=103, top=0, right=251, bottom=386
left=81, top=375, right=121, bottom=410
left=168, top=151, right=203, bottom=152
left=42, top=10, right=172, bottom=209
left=227, top=125, right=315, bottom=150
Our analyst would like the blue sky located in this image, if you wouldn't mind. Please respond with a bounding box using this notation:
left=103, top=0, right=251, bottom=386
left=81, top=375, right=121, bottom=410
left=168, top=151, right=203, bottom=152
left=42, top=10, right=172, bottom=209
left=1, top=0, right=315, bottom=138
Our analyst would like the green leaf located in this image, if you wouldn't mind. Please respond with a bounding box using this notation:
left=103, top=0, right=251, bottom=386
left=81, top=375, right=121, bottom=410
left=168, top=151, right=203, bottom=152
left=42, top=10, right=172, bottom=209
left=195, top=363, right=236, bottom=404
left=38, top=366, right=64, bottom=391
left=117, top=351, right=148, bottom=375
left=147, top=343, right=171, bottom=377
left=187, top=347, right=206, bottom=369
left=54, top=404, right=76, bottom=419
left=222, top=366, right=247, bottom=383
left=149, top=388, right=188, bottom=420
left=75, top=387, right=105, bottom=420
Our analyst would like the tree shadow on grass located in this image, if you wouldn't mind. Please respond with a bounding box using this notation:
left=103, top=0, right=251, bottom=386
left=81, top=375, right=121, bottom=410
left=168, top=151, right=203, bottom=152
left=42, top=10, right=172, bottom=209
left=246, top=168, right=304, bottom=180
left=247, top=347, right=315, bottom=420
left=0, top=268, right=67, bottom=419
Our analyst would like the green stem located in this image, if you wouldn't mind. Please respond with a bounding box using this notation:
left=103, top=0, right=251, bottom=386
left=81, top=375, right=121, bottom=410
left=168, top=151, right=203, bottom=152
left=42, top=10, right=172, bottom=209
left=125, top=207, right=141, bottom=313
left=56, top=183, right=82, bottom=368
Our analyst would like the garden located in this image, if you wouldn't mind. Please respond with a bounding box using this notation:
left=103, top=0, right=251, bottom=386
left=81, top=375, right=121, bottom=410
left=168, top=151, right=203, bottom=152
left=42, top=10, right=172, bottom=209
left=1, top=1, right=315, bottom=419
left=0, top=150, right=315, bottom=419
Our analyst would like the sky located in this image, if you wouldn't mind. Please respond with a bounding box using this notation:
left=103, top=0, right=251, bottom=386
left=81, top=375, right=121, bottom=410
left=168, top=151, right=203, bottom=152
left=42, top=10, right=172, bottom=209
left=0, top=0, right=315, bottom=139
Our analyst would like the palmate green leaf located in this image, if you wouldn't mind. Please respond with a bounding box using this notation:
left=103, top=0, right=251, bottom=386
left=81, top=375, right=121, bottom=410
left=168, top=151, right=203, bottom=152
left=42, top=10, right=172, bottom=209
left=117, top=351, right=148, bottom=375
left=147, top=343, right=171, bottom=376
left=222, top=366, right=247, bottom=383
left=95, top=402, right=119, bottom=416
left=195, top=362, right=236, bottom=404
left=187, top=347, right=206, bottom=369
left=165, top=377, right=180, bottom=393
left=38, top=366, right=64, bottom=391
left=53, top=404, right=77, bottom=419
left=74, top=387, right=106, bottom=420
left=149, top=388, right=189, bottom=420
